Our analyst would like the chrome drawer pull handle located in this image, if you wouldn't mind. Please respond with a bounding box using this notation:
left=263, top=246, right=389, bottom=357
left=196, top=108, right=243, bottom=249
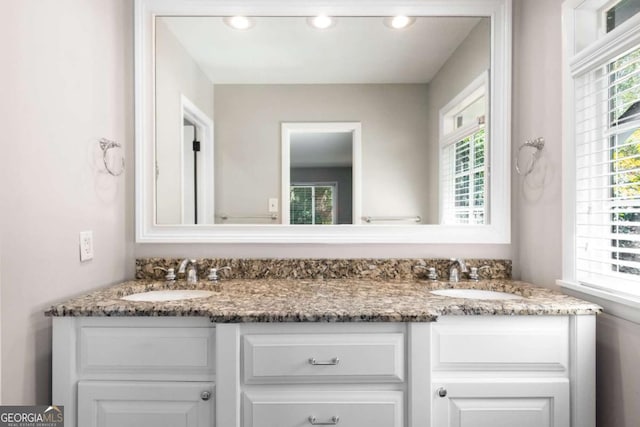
left=308, top=357, right=340, bottom=366
left=308, top=416, right=340, bottom=425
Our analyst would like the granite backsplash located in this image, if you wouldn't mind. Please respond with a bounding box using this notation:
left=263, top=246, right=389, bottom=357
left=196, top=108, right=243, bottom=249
left=136, top=258, right=512, bottom=281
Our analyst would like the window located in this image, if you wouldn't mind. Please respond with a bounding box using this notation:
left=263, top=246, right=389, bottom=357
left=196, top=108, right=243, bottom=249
left=574, top=47, right=640, bottom=295
left=290, top=184, right=337, bottom=225
left=565, top=0, right=640, bottom=304
left=440, top=72, right=488, bottom=225
left=605, top=0, right=640, bottom=33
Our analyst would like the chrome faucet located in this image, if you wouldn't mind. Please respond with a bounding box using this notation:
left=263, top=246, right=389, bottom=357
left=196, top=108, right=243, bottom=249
left=449, top=258, right=468, bottom=282
left=178, top=259, right=198, bottom=284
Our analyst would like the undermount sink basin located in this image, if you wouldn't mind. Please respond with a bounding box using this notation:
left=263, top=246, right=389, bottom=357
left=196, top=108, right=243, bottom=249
left=121, top=290, right=215, bottom=302
left=430, top=289, right=523, bottom=300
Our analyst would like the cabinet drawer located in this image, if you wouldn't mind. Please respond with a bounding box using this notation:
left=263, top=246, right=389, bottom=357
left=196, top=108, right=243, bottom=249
left=431, top=316, right=569, bottom=373
left=243, top=391, right=403, bottom=427
left=79, top=327, right=215, bottom=380
left=242, top=333, right=404, bottom=384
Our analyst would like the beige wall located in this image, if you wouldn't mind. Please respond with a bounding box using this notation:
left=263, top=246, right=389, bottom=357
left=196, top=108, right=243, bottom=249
left=425, top=19, right=491, bottom=224
left=512, top=0, right=564, bottom=289
left=155, top=19, right=215, bottom=224
left=213, top=84, right=431, bottom=223
left=596, top=314, right=640, bottom=427
left=0, top=0, right=133, bottom=403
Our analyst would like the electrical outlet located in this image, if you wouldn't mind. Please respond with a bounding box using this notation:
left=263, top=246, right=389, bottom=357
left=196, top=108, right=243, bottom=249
left=268, top=198, right=279, bottom=213
left=79, top=231, right=94, bottom=262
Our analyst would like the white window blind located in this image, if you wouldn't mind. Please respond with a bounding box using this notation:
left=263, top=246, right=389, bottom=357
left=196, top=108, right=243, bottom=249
left=574, top=45, right=640, bottom=295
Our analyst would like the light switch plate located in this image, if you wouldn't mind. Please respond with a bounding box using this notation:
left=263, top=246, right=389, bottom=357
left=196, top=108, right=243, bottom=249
left=79, top=231, right=94, bottom=262
left=268, top=198, right=279, bottom=213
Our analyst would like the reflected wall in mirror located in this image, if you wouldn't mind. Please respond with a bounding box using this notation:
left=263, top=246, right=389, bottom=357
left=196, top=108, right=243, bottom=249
left=153, top=15, right=491, bottom=226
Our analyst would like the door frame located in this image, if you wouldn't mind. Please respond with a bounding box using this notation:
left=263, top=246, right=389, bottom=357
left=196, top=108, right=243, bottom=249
left=180, top=95, right=214, bottom=225
left=281, top=122, right=362, bottom=225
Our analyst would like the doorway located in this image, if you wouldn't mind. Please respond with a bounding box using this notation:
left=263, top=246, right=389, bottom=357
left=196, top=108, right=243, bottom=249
left=181, top=95, right=214, bottom=225
left=281, top=122, right=362, bottom=225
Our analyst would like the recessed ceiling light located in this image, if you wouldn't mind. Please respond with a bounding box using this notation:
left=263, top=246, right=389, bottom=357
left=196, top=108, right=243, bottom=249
left=384, top=16, right=416, bottom=30
left=307, top=15, right=335, bottom=29
left=223, top=16, right=254, bottom=30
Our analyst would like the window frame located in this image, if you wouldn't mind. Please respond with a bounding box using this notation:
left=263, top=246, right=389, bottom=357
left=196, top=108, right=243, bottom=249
left=561, top=0, right=640, bottom=322
left=439, top=71, right=489, bottom=225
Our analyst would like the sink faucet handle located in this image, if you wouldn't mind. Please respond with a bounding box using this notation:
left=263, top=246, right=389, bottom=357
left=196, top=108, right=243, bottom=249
left=153, top=267, right=176, bottom=281
left=414, top=265, right=438, bottom=281
left=469, top=265, right=492, bottom=281
left=208, top=266, right=232, bottom=282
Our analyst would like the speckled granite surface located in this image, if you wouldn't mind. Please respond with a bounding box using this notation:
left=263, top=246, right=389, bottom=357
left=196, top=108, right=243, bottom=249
left=45, top=279, right=601, bottom=322
left=136, top=258, right=512, bottom=281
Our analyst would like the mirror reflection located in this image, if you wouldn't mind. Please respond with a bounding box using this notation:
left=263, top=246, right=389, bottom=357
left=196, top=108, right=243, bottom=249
left=154, top=16, right=490, bottom=225
left=289, top=130, right=354, bottom=225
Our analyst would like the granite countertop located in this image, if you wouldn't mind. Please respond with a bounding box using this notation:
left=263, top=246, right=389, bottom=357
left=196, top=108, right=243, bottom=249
left=45, top=279, right=602, bottom=322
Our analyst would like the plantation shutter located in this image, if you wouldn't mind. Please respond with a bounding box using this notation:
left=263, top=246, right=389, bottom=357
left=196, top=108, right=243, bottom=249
left=441, top=127, right=487, bottom=225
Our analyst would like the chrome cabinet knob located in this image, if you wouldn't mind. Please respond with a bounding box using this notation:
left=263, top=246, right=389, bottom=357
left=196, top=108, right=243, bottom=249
left=437, top=387, right=447, bottom=398
left=201, top=390, right=211, bottom=401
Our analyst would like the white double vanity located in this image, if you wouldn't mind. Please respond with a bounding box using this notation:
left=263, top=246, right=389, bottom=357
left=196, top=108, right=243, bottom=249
left=49, top=275, right=600, bottom=427
left=52, top=313, right=596, bottom=427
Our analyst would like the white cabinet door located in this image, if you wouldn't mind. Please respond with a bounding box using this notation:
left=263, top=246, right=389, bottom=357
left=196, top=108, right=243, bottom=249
left=432, top=380, right=569, bottom=427
left=78, top=381, right=214, bottom=427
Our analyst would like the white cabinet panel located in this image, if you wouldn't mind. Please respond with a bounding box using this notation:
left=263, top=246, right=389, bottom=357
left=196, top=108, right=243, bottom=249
left=78, top=381, right=214, bottom=427
left=449, top=398, right=552, bottom=427
left=243, top=333, right=404, bottom=384
left=432, top=380, right=570, bottom=427
left=432, top=316, right=568, bottom=373
left=79, top=327, right=215, bottom=380
left=243, top=390, right=403, bottom=427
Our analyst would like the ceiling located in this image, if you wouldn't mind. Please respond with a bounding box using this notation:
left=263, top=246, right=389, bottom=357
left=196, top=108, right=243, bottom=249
left=160, top=16, right=483, bottom=84
left=290, top=132, right=353, bottom=168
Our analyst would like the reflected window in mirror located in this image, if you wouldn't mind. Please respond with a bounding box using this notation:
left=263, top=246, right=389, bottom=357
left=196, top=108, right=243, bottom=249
left=290, top=184, right=338, bottom=225
left=440, top=72, right=489, bottom=225
left=282, top=122, right=361, bottom=225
